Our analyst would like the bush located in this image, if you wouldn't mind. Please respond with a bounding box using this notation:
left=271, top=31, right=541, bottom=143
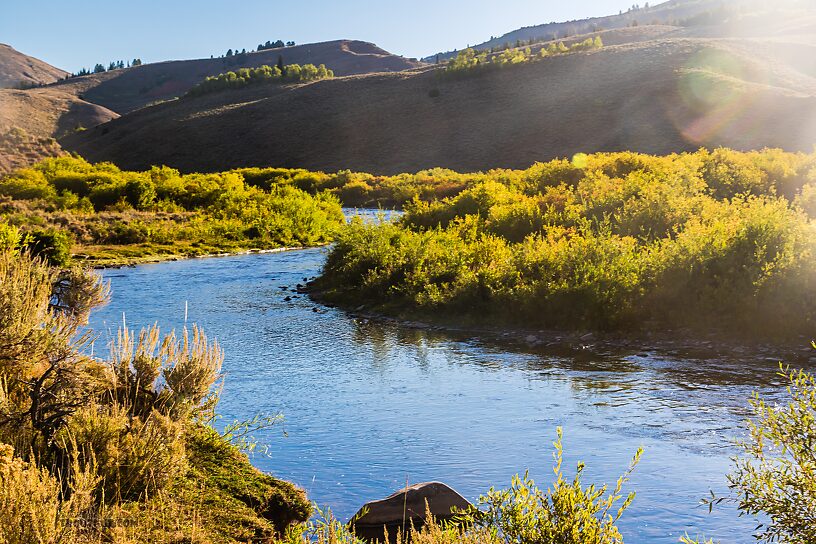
left=471, top=429, right=641, bottom=544
left=316, top=149, right=816, bottom=337
left=0, top=443, right=64, bottom=544
left=0, top=156, right=346, bottom=263
left=22, top=228, right=73, bottom=267
left=0, top=245, right=310, bottom=543
left=715, top=365, right=816, bottom=543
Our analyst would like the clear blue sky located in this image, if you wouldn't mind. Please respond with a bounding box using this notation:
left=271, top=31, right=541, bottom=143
left=3, top=0, right=634, bottom=72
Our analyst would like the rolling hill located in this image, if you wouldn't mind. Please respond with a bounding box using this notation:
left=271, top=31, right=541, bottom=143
left=0, top=39, right=422, bottom=173
left=423, top=0, right=812, bottom=62
left=0, top=44, right=68, bottom=89
left=61, top=27, right=816, bottom=175
left=49, top=40, right=424, bottom=115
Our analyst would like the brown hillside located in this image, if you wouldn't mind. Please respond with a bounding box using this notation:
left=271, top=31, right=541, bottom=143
left=50, top=40, right=424, bottom=114
left=62, top=36, right=816, bottom=175
left=0, top=44, right=69, bottom=89
left=0, top=87, right=118, bottom=173
left=425, top=0, right=808, bottom=62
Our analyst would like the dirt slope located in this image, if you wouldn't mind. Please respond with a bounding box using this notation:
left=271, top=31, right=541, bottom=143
left=50, top=40, right=424, bottom=114
left=61, top=34, right=816, bottom=175
left=0, top=88, right=118, bottom=173
left=0, top=44, right=69, bottom=89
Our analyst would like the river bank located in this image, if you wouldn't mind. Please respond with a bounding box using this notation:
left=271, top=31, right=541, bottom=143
left=74, top=243, right=310, bottom=268
left=309, top=288, right=816, bottom=365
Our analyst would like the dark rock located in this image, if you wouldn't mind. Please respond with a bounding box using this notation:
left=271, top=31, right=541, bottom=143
left=350, top=482, right=472, bottom=542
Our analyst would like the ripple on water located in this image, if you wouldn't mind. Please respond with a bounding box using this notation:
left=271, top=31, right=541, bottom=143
left=87, top=214, right=813, bottom=544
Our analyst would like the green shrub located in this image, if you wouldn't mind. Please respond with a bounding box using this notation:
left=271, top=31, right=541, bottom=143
left=0, top=221, right=20, bottom=251
left=470, top=428, right=641, bottom=544
left=22, top=228, right=73, bottom=267
left=0, top=156, right=346, bottom=263
left=712, top=365, right=816, bottom=543
left=317, top=149, right=816, bottom=337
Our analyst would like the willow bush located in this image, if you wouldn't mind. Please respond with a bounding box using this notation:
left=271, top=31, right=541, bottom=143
left=0, top=156, right=345, bottom=263
left=317, top=148, right=816, bottom=337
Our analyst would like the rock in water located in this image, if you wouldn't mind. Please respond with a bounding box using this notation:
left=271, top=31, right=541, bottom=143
left=350, top=482, right=472, bottom=542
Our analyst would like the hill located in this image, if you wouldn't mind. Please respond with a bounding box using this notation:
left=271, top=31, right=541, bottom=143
left=49, top=40, right=424, bottom=114
left=0, top=39, right=420, bottom=173
left=423, top=0, right=810, bottom=62
left=0, top=87, right=118, bottom=172
left=61, top=30, right=816, bottom=175
left=0, top=44, right=68, bottom=89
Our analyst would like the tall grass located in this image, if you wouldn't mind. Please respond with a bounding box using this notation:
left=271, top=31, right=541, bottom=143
left=0, top=243, right=310, bottom=543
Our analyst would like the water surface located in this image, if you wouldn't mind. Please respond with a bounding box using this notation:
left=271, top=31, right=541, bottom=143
left=88, top=214, right=813, bottom=543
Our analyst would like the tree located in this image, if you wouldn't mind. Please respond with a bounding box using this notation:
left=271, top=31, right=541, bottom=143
left=277, top=54, right=285, bottom=74
left=226, top=48, right=233, bottom=57
left=93, top=63, right=106, bottom=73
left=132, top=58, right=142, bottom=66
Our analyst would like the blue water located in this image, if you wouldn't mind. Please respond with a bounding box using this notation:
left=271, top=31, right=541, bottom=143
left=86, top=213, right=813, bottom=543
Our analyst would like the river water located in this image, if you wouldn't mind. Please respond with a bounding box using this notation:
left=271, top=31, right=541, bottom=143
left=86, top=212, right=814, bottom=543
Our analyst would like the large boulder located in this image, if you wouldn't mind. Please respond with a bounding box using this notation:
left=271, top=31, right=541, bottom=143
left=350, top=482, right=473, bottom=542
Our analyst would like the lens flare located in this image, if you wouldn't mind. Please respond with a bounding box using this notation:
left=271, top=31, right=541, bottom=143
left=571, top=153, right=589, bottom=169
left=674, top=48, right=767, bottom=145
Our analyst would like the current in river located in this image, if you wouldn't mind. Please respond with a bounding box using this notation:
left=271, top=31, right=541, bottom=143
left=87, top=210, right=812, bottom=543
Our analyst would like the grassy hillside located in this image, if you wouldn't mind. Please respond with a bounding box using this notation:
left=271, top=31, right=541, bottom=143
left=0, top=43, right=68, bottom=88
left=62, top=32, right=816, bottom=175
left=424, top=0, right=812, bottom=62
left=0, top=88, right=118, bottom=174
left=49, top=40, right=424, bottom=114
left=0, top=39, right=420, bottom=173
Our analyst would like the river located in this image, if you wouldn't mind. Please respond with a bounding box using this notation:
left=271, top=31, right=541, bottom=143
left=86, top=211, right=814, bottom=543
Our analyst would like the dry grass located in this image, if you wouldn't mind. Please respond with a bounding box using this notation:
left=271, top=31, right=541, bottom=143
left=0, top=43, right=67, bottom=89
left=62, top=28, right=816, bottom=175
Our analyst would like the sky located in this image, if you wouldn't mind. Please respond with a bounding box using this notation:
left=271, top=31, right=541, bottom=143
left=2, top=0, right=636, bottom=73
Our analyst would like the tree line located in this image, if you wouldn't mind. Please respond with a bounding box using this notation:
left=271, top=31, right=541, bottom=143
left=186, top=62, right=334, bottom=97
left=219, top=39, right=296, bottom=59
left=69, top=58, right=142, bottom=78
left=446, top=36, right=603, bottom=72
